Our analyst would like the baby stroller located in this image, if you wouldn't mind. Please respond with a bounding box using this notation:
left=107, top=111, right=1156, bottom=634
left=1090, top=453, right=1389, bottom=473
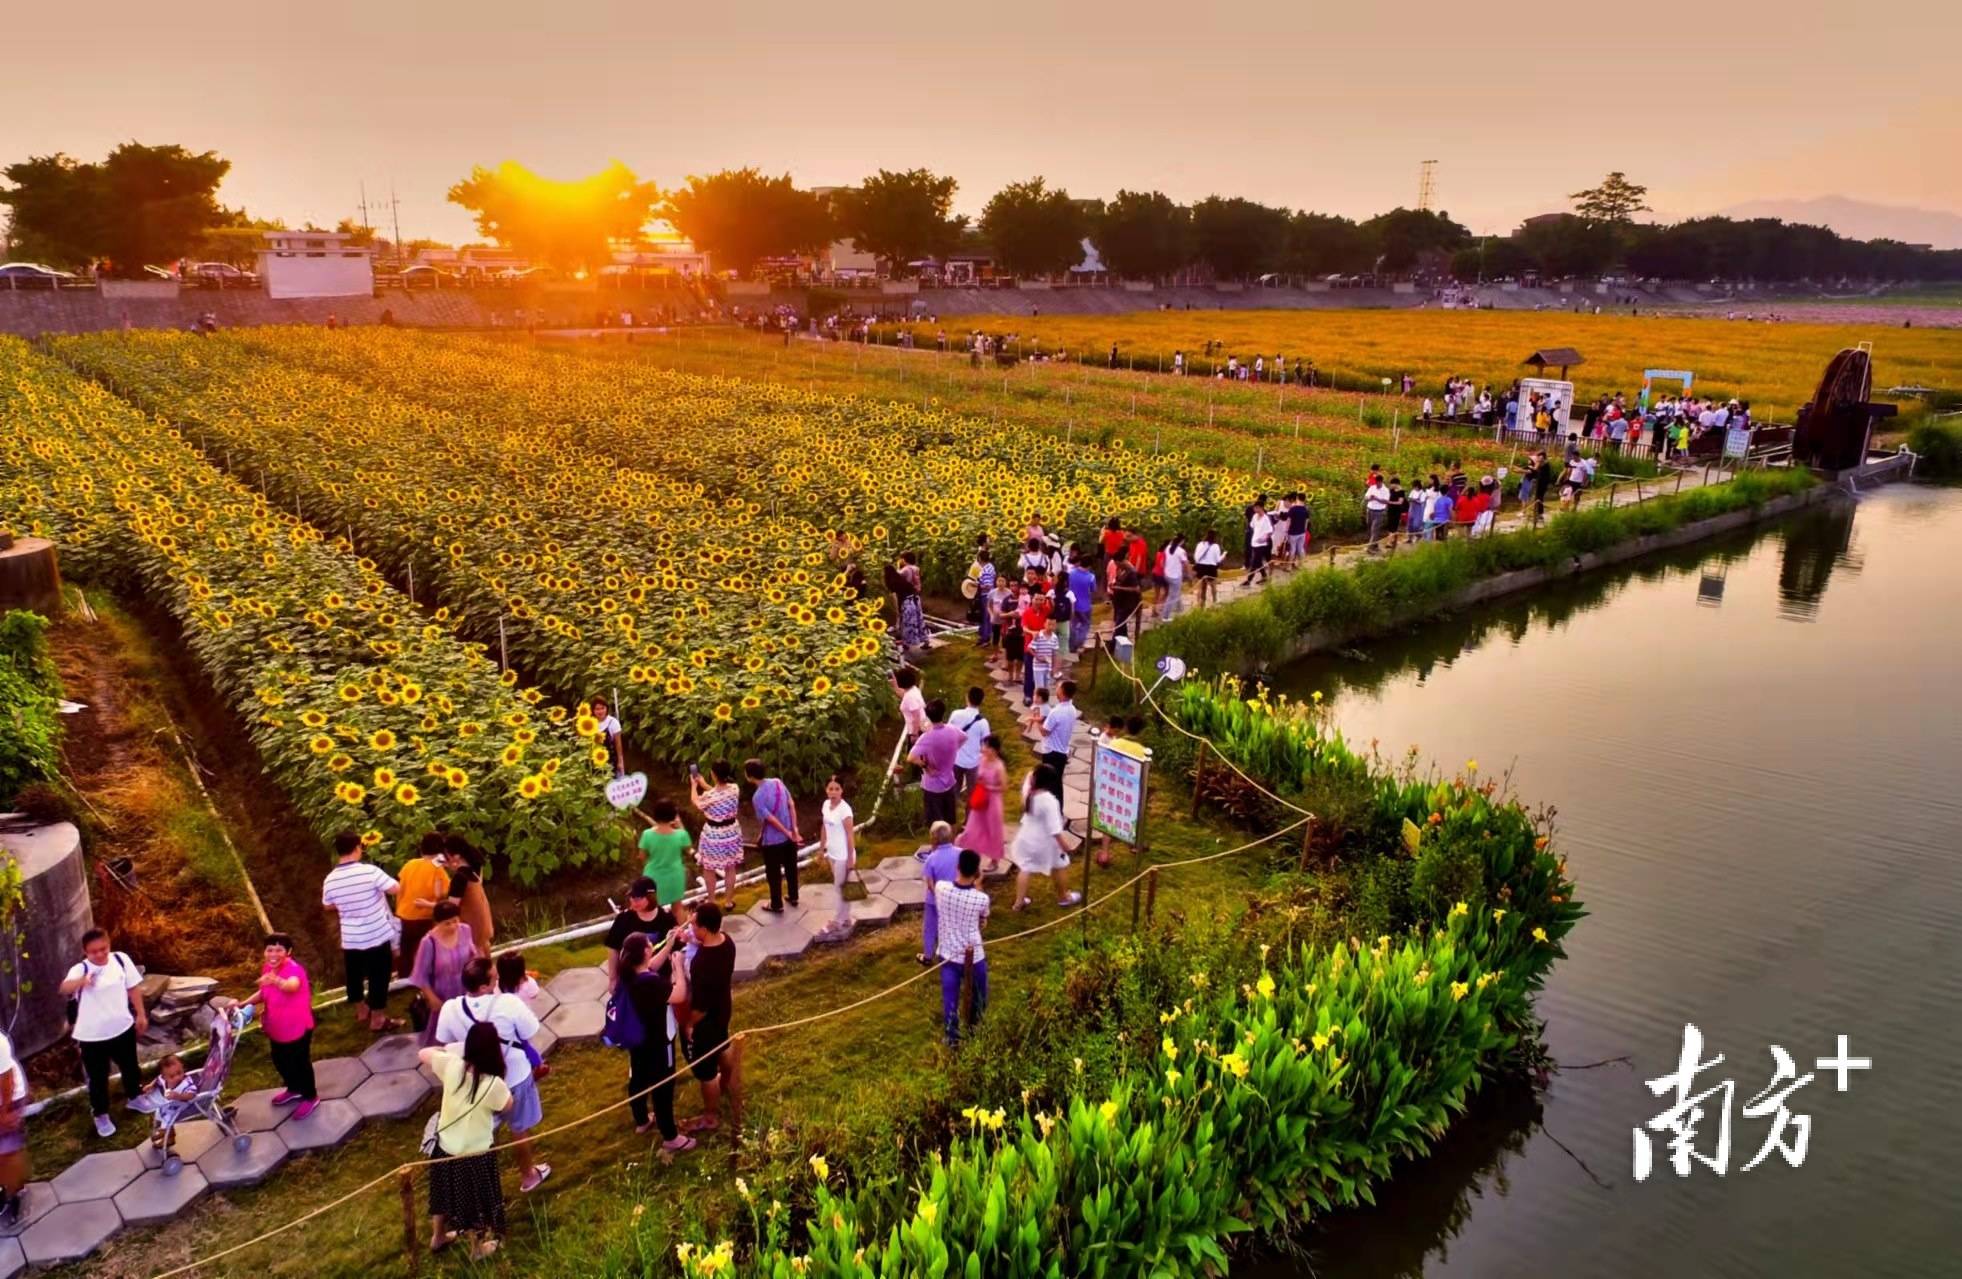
left=154, top=1006, right=255, bottom=1176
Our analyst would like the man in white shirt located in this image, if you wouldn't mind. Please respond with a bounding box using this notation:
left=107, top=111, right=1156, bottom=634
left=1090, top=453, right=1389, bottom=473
left=949, top=687, right=990, bottom=796
left=320, top=832, right=400, bottom=1032
left=1363, top=477, right=1393, bottom=554
left=59, top=928, right=146, bottom=1137
left=436, top=957, right=551, bottom=1192
left=1246, top=499, right=1274, bottom=585
left=934, top=850, right=991, bottom=1045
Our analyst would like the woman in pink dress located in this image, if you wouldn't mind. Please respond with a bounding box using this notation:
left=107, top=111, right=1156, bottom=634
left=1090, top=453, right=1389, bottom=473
left=955, top=736, right=1008, bottom=872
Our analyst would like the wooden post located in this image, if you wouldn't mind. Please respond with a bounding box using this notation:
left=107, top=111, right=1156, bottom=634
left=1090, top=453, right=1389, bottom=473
left=1144, top=865, right=1159, bottom=922
left=400, top=1169, right=420, bottom=1275
left=1297, top=818, right=1315, bottom=873
left=1087, top=641, right=1102, bottom=691
left=1130, top=875, right=1143, bottom=933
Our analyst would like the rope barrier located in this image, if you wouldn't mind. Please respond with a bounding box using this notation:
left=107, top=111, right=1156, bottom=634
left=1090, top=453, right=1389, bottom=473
left=1106, top=658, right=1313, bottom=819
left=148, top=813, right=1311, bottom=1278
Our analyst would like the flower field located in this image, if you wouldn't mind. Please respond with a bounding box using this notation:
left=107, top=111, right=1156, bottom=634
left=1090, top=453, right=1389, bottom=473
left=0, top=338, right=619, bottom=878
left=48, top=329, right=1256, bottom=784
left=888, top=307, right=1962, bottom=426
left=565, top=327, right=1534, bottom=533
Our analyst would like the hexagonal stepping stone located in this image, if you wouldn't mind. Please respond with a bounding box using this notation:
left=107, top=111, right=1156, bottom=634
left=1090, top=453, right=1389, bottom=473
left=313, top=1055, right=372, bottom=1100
left=137, top=1119, right=224, bottom=1170
left=543, top=1000, right=604, bottom=1040
left=360, top=1033, right=423, bottom=1075
left=192, top=1129, right=287, bottom=1189
left=856, top=866, right=892, bottom=893
left=876, top=856, right=924, bottom=882
left=545, top=966, right=609, bottom=1003
left=277, top=1098, right=363, bottom=1152
left=793, top=907, right=846, bottom=937
left=882, top=876, right=928, bottom=907
left=230, top=1087, right=297, bottom=1134
left=730, top=946, right=770, bottom=982
left=0, top=1236, right=21, bottom=1279
left=113, top=1166, right=209, bottom=1226
left=720, top=914, right=760, bottom=943
left=348, top=1068, right=433, bottom=1121
left=1, top=1182, right=56, bottom=1235
left=522, top=986, right=561, bottom=1021
left=849, top=893, right=901, bottom=925
left=51, top=1148, right=144, bottom=1203
left=747, top=920, right=815, bottom=961
left=530, top=1024, right=559, bottom=1057
left=797, top=883, right=842, bottom=912
left=19, top=1200, right=121, bottom=1266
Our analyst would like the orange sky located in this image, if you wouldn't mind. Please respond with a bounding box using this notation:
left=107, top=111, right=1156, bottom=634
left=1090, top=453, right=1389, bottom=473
left=5, top=0, right=1957, bottom=247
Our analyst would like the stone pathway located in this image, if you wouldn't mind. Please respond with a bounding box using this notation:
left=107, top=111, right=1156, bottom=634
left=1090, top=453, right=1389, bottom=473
left=0, top=865, right=950, bottom=1273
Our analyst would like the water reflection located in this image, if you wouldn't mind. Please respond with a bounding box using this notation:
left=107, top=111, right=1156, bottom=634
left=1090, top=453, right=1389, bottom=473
left=1776, top=500, right=1860, bottom=621
left=1257, top=487, right=1962, bottom=1279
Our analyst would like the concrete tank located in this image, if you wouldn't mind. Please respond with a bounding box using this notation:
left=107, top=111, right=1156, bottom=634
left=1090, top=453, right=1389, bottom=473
left=0, top=819, right=92, bottom=1057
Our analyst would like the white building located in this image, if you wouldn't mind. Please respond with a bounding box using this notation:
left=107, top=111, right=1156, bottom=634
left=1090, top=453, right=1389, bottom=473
left=257, top=230, right=374, bottom=299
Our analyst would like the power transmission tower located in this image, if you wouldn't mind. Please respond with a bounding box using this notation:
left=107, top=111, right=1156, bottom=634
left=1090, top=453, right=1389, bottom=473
left=1417, top=160, right=1437, bottom=213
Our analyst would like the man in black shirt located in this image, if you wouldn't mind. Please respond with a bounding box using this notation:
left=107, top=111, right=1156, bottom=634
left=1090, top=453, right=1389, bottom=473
left=681, top=903, right=742, bottom=1136
left=1385, top=478, right=1408, bottom=549
left=604, top=877, right=676, bottom=981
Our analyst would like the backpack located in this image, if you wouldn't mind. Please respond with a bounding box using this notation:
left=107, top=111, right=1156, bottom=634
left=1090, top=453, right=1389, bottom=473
left=66, top=953, right=130, bottom=1028
left=602, top=979, right=646, bottom=1050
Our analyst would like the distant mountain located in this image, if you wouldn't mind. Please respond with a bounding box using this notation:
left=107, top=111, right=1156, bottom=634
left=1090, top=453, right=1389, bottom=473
left=1713, top=196, right=1962, bottom=249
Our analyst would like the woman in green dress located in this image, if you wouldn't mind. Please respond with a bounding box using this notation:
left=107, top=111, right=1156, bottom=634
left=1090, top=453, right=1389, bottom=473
left=637, top=799, right=693, bottom=908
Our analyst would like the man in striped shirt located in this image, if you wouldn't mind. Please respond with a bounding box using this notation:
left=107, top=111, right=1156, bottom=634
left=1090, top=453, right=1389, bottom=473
left=320, top=832, right=401, bottom=1032
left=933, top=850, right=991, bottom=1045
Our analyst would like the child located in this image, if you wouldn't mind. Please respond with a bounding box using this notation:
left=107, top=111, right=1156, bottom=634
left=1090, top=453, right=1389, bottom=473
left=986, top=576, right=1014, bottom=652
left=1026, top=618, right=1058, bottom=700
left=129, top=1054, right=199, bottom=1149
left=495, top=951, right=551, bottom=1081
left=1000, top=586, right=1026, bottom=686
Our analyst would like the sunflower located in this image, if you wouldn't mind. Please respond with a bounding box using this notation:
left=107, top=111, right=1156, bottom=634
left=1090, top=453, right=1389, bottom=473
left=517, top=775, right=543, bottom=800
left=589, top=746, right=610, bottom=768
left=360, top=830, right=382, bottom=848
left=500, top=669, right=518, bottom=688
left=713, top=702, right=733, bottom=722
left=339, top=684, right=364, bottom=703
left=308, top=734, right=335, bottom=755
left=574, top=714, right=599, bottom=738
left=373, top=767, right=397, bottom=789
left=447, top=768, right=469, bottom=790
left=369, top=729, right=397, bottom=751
left=338, top=782, right=367, bottom=805
left=500, top=744, right=524, bottom=767
left=811, top=675, right=833, bottom=697
left=300, top=710, right=328, bottom=729
left=393, top=782, right=420, bottom=806
left=327, top=753, right=352, bottom=772
left=458, top=721, right=483, bottom=738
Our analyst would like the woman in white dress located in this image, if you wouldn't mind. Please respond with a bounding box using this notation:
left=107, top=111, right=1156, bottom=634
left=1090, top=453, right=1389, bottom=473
left=1009, top=763, right=1081, bottom=912
left=817, top=775, right=856, bottom=941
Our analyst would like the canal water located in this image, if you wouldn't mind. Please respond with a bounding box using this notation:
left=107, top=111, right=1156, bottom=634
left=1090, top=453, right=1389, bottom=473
left=1267, top=483, right=1962, bottom=1279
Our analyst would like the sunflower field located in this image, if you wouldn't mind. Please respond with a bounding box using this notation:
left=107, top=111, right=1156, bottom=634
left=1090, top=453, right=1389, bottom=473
left=0, top=337, right=619, bottom=879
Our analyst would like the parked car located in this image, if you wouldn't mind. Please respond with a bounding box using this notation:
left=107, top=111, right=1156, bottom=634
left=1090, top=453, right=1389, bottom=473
left=0, top=262, right=74, bottom=289
left=192, top=262, right=258, bottom=288
left=143, top=265, right=179, bottom=282
left=401, top=265, right=459, bottom=289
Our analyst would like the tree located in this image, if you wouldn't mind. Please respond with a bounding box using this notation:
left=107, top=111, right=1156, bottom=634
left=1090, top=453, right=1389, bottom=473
left=1515, top=213, right=1617, bottom=277
left=1449, top=236, right=1535, bottom=281
left=1093, top=190, right=1190, bottom=280
left=1360, top=207, right=1470, bottom=274
left=663, top=169, right=832, bottom=278
left=830, top=169, right=965, bottom=276
left=447, top=160, right=659, bottom=273
left=1282, top=211, right=1373, bottom=277
left=1569, top=171, right=1651, bottom=226
left=1, top=143, right=229, bottom=274
left=979, top=178, right=1088, bottom=278
left=1189, top=196, right=1290, bottom=280
left=333, top=218, right=377, bottom=248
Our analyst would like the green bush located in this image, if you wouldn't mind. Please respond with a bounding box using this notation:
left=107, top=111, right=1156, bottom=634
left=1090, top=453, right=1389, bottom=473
left=1907, top=418, right=1962, bottom=479
left=0, top=610, right=61, bottom=806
